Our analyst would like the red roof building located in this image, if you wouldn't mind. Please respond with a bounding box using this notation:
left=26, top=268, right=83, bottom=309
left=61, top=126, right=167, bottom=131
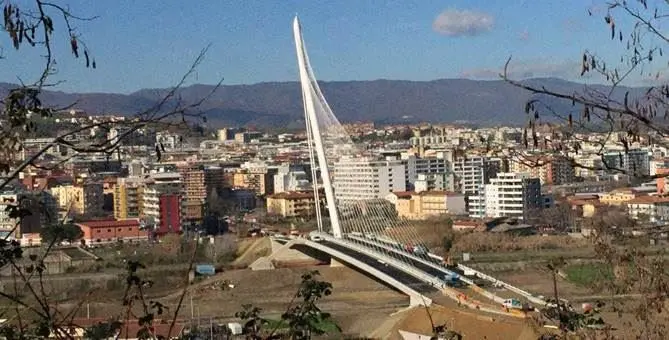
left=76, top=219, right=148, bottom=245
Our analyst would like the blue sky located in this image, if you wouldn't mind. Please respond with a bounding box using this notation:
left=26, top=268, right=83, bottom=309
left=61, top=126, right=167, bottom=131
left=0, top=0, right=645, bottom=93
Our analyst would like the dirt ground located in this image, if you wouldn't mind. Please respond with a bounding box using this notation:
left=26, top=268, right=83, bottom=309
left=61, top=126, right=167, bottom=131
left=231, top=237, right=271, bottom=267
left=160, top=266, right=408, bottom=320
left=369, top=305, right=539, bottom=340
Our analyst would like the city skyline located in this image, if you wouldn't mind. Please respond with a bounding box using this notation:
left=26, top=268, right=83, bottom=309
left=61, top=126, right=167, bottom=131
left=0, top=0, right=646, bottom=94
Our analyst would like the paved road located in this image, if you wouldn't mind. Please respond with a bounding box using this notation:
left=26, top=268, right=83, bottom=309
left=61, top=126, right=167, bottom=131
left=318, top=240, right=438, bottom=294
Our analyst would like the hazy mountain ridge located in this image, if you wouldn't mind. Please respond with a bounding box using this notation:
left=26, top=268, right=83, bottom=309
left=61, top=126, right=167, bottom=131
left=0, top=78, right=643, bottom=128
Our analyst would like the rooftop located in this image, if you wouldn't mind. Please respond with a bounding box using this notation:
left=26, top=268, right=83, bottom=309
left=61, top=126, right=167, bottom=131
left=76, top=219, right=140, bottom=229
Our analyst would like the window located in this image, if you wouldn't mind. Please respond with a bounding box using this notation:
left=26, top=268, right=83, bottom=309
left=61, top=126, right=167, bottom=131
left=107, top=229, right=111, bottom=232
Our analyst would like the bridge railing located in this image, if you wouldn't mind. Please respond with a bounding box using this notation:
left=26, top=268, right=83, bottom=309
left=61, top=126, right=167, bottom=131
left=455, top=263, right=548, bottom=306
left=297, top=237, right=433, bottom=306
left=309, top=234, right=529, bottom=317
left=345, top=234, right=475, bottom=285
left=317, top=233, right=449, bottom=291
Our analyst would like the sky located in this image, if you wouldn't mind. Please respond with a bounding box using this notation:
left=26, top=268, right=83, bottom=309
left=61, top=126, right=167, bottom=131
left=0, top=0, right=656, bottom=93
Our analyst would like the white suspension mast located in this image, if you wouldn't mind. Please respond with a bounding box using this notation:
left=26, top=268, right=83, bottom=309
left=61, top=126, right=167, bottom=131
left=293, top=16, right=343, bottom=238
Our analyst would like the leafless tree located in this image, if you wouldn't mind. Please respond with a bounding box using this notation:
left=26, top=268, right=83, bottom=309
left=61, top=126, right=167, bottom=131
left=502, top=1, right=669, bottom=338
left=0, top=1, right=221, bottom=338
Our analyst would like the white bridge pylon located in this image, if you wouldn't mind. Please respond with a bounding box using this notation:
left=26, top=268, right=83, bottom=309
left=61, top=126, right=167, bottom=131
left=293, top=16, right=343, bottom=238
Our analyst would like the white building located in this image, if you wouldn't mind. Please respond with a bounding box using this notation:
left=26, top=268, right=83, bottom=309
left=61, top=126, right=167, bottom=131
left=274, top=169, right=311, bottom=193
left=414, top=173, right=455, bottom=192
left=0, top=193, right=18, bottom=238
left=452, top=156, right=502, bottom=195
left=333, top=157, right=406, bottom=201
left=626, top=196, right=669, bottom=222
left=467, top=194, right=486, bottom=219
left=483, top=172, right=542, bottom=221
left=142, top=172, right=183, bottom=228
left=156, top=131, right=183, bottom=149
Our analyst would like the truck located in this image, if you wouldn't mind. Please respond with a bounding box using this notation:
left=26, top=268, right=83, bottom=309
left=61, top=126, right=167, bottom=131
left=443, top=273, right=460, bottom=287
left=502, top=298, right=524, bottom=310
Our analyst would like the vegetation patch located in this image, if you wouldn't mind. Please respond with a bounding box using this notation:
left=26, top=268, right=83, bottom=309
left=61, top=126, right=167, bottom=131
left=563, top=263, right=614, bottom=287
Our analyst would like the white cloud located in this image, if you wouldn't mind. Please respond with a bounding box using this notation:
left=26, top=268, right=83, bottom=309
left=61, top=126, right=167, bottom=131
left=432, top=9, right=494, bottom=37
left=460, top=60, right=582, bottom=80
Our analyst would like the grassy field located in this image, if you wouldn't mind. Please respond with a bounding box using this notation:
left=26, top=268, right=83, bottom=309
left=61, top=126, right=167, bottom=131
left=563, top=262, right=614, bottom=287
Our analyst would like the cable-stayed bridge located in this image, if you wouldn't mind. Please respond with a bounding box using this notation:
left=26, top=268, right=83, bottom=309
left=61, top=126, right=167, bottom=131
left=277, top=16, right=548, bottom=316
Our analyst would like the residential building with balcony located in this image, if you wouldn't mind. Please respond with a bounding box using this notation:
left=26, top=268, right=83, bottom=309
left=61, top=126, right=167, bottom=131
left=266, top=191, right=322, bottom=218
left=142, top=172, right=184, bottom=234
left=483, top=172, right=542, bottom=221
left=510, top=155, right=576, bottom=185
left=50, top=182, right=104, bottom=217
left=333, top=157, right=406, bottom=201
left=114, top=176, right=145, bottom=220
left=626, top=196, right=669, bottom=222
left=385, top=191, right=466, bottom=220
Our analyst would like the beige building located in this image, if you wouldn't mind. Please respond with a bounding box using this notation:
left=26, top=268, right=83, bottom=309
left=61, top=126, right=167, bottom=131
left=599, top=188, right=641, bottom=206
left=233, top=170, right=270, bottom=195
left=385, top=191, right=466, bottom=220
left=510, top=155, right=575, bottom=185
left=114, top=176, right=145, bottom=220
left=177, top=164, right=206, bottom=202
left=266, top=191, right=321, bottom=218
left=50, top=182, right=104, bottom=217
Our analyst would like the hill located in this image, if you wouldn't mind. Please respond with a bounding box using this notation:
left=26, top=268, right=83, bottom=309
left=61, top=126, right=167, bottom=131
left=0, top=78, right=643, bottom=128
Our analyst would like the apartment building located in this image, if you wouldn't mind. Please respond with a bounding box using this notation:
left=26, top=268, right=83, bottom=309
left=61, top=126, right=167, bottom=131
left=599, top=188, right=642, bottom=206
left=266, top=191, right=321, bottom=217
left=142, top=172, right=184, bottom=234
left=602, top=148, right=651, bottom=177
left=452, top=156, right=502, bottom=195
left=233, top=171, right=271, bottom=195
left=626, top=196, right=669, bottom=222
left=386, top=191, right=466, bottom=220
left=414, top=173, right=455, bottom=192
left=333, top=157, right=406, bottom=201
left=0, top=193, right=18, bottom=238
left=483, top=172, right=542, bottom=221
left=176, top=164, right=206, bottom=202
left=403, top=155, right=451, bottom=189
left=50, top=182, right=104, bottom=217
left=114, top=176, right=145, bottom=220
left=510, top=155, right=575, bottom=185
left=21, top=138, right=67, bottom=161
left=204, top=165, right=233, bottom=194
left=274, top=165, right=311, bottom=194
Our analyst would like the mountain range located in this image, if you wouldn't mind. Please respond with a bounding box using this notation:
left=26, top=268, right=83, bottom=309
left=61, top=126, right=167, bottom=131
left=0, top=78, right=643, bottom=129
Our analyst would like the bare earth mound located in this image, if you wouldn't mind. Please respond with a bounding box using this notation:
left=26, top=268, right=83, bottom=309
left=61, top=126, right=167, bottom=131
left=370, top=305, right=538, bottom=340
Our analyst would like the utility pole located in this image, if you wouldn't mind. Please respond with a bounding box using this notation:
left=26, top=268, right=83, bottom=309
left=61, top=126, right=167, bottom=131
left=190, top=294, right=194, bottom=320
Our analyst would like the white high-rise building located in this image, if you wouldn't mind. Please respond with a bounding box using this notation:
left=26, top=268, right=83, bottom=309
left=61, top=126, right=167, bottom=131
left=333, top=157, right=406, bottom=201
left=452, top=156, right=502, bottom=195
left=142, top=172, right=183, bottom=228
left=274, top=169, right=311, bottom=193
left=483, top=172, right=542, bottom=221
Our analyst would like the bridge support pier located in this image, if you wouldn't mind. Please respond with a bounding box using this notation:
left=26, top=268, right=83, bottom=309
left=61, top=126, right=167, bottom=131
left=409, top=295, right=430, bottom=307
left=330, top=258, right=345, bottom=268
